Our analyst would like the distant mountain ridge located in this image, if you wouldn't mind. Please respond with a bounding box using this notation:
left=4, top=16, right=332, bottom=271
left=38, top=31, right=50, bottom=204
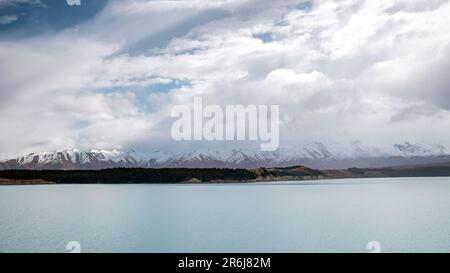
left=1, top=142, right=450, bottom=170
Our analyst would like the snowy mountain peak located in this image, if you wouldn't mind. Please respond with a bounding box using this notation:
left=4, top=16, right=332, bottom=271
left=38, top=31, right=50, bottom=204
left=2, top=142, right=450, bottom=170
left=393, top=142, right=444, bottom=157
left=9, top=149, right=135, bottom=170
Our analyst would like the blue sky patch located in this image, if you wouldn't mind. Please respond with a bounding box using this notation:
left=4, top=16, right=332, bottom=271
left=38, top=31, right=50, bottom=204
left=0, top=0, right=108, bottom=38
left=72, top=119, right=91, bottom=130
left=253, top=33, right=273, bottom=43
left=296, top=1, right=313, bottom=11
left=151, top=80, right=191, bottom=93
left=96, top=79, right=191, bottom=113
left=138, top=80, right=192, bottom=111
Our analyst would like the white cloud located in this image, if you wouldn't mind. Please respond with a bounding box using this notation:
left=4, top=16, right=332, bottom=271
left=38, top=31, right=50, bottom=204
left=1, top=0, right=450, bottom=157
left=0, top=0, right=44, bottom=7
left=66, top=0, right=81, bottom=6
left=0, top=14, right=17, bottom=24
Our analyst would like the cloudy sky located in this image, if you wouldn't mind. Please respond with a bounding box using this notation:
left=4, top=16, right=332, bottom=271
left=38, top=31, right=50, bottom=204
left=1, top=0, right=450, bottom=158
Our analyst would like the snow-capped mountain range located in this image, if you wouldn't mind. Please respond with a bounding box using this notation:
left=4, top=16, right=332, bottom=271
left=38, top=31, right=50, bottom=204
left=1, top=142, right=450, bottom=170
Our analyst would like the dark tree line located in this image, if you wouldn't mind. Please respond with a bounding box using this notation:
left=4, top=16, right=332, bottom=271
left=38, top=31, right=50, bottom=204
left=0, top=168, right=258, bottom=184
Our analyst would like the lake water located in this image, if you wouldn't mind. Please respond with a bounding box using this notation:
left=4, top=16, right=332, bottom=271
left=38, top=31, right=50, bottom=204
left=1, top=177, right=450, bottom=253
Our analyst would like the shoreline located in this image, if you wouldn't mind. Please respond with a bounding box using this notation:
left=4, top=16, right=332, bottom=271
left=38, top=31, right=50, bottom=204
left=2, top=175, right=450, bottom=186
left=0, top=176, right=323, bottom=186
left=2, top=164, right=450, bottom=185
left=0, top=178, right=55, bottom=185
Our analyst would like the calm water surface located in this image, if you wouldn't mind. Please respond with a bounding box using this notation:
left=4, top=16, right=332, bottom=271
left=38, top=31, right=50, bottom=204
left=1, top=177, right=450, bottom=253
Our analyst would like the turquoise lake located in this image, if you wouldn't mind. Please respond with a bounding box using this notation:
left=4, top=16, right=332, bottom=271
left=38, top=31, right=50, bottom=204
left=1, top=177, right=450, bottom=253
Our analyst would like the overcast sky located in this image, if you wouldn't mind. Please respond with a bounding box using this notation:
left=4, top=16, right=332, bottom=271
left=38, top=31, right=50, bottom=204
left=1, top=0, right=450, bottom=158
